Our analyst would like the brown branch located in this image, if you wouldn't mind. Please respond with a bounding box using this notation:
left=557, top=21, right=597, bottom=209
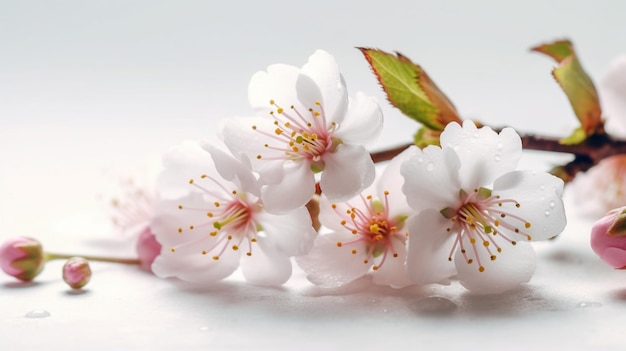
left=369, top=132, right=626, bottom=182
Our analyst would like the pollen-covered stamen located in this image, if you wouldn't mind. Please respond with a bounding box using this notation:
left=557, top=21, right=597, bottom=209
left=332, top=191, right=406, bottom=271
left=170, top=175, right=260, bottom=260
left=252, top=99, right=341, bottom=167
left=441, top=187, right=534, bottom=272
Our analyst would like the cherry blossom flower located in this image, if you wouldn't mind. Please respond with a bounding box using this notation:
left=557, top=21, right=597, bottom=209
left=296, top=149, right=415, bottom=288
left=401, top=121, right=566, bottom=294
left=222, top=50, right=383, bottom=213
left=590, top=206, right=626, bottom=269
left=151, top=141, right=317, bottom=286
left=108, top=175, right=162, bottom=272
left=600, top=55, right=626, bottom=138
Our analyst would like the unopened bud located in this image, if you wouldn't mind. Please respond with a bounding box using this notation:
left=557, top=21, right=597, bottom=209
left=135, top=226, right=161, bottom=273
left=0, top=237, right=45, bottom=281
left=590, top=206, right=626, bottom=269
left=62, top=257, right=92, bottom=289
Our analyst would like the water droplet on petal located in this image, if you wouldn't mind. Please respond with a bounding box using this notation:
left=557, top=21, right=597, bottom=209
left=199, top=326, right=211, bottom=332
left=549, top=201, right=555, bottom=208
left=25, top=309, right=50, bottom=318
left=417, top=157, right=424, bottom=164
left=496, top=142, right=503, bottom=150
left=576, top=301, right=602, bottom=309
left=540, top=185, right=545, bottom=191
left=426, top=162, right=434, bottom=171
left=410, top=296, right=458, bottom=315
left=494, top=155, right=501, bottom=162
left=544, top=210, right=551, bottom=217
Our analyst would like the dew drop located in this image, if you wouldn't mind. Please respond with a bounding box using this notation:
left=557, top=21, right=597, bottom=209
left=25, top=309, right=50, bottom=318
left=576, top=301, right=602, bottom=309
left=494, top=155, right=501, bottom=162
left=426, top=162, right=434, bottom=171
left=410, top=296, right=458, bottom=315
left=540, top=185, right=545, bottom=190
left=496, top=142, right=503, bottom=150
left=549, top=201, right=555, bottom=209
left=417, top=157, right=424, bottom=164
left=544, top=210, right=550, bottom=217
left=198, top=326, right=211, bottom=332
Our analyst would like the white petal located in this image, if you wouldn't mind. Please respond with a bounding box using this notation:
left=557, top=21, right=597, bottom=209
left=493, top=170, right=566, bottom=241
left=255, top=207, right=317, bottom=256
left=300, top=50, right=348, bottom=124
left=372, top=237, right=413, bottom=288
left=221, top=116, right=285, bottom=176
left=401, top=145, right=462, bottom=212
left=158, top=141, right=219, bottom=199
left=405, top=210, right=457, bottom=285
left=261, top=160, right=316, bottom=214
left=295, top=232, right=371, bottom=288
left=455, top=237, right=536, bottom=294
left=320, top=143, right=375, bottom=201
left=600, top=56, right=626, bottom=137
left=204, top=144, right=260, bottom=197
left=335, top=92, right=383, bottom=146
left=377, top=146, right=416, bottom=217
left=440, top=121, right=522, bottom=189
left=240, top=240, right=292, bottom=286
left=248, top=63, right=302, bottom=112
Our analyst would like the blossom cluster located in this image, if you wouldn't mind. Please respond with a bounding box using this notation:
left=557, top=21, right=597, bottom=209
left=141, top=50, right=567, bottom=294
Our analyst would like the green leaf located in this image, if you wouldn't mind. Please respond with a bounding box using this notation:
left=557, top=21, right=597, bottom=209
left=358, top=48, right=461, bottom=131
left=532, top=40, right=603, bottom=144
left=608, top=208, right=626, bottom=237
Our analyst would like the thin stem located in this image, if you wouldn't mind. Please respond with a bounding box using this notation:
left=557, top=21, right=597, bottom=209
left=45, top=252, right=141, bottom=265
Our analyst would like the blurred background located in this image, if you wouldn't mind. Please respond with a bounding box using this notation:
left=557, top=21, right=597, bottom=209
left=1, top=0, right=625, bottom=248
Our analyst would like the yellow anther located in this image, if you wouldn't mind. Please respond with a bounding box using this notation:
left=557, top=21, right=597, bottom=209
left=479, top=266, right=485, bottom=272
left=201, top=250, right=207, bottom=255
left=170, top=247, right=176, bottom=252
left=336, top=242, right=342, bottom=247
left=525, top=222, right=531, bottom=229
left=212, top=256, right=219, bottom=261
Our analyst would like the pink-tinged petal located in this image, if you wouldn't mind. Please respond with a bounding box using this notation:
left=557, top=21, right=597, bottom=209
left=320, top=144, right=375, bottom=202
left=335, top=92, right=383, bottom=146
left=296, top=232, right=371, bottom=288
left=240, top=240, right=292, bottom=286
left=455, top=237, right=536, bottom=294
left=493, top=170, right=566, bottom=241
left=440, top=121, right=522, bottom=189
left=299, top=50, right=348, bottom=124
left=401, top=146, right=461, bottom=212
left=255, top=207, right=317, bottom=256
left=150, top=196, right=241, bottom=283
left=377, top=146, right=415, bottom=217
left=405, top=210, right=457, bottom=285
left=600, top=56, right=626, bottom=137
left=261, top=160, right=316, bottom=214
left=372, top=237, right=413, bottom=288
left=248, top=64, right=302, bottom=112
left=204, top=144, right=260, bottom=198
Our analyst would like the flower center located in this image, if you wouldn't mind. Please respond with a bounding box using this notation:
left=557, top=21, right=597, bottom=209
left=252, top=100, right=340, bottom=172
left=332, top=191, right=407, bottom=271
left=169, top=174, right=260, bottom=260
left=440, top=187, right=532, bottom=272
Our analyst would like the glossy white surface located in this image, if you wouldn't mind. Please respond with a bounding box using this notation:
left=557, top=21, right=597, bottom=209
left=2, top=1, right=626, bottom=350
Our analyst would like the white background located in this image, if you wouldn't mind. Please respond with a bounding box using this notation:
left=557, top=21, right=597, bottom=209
left=1, top=1, right=626, bottom=350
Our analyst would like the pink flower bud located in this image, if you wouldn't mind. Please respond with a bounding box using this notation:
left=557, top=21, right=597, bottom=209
left=590, top=207, right=626, bottom=269
left=135, top=226, right=161, bottom=273
left=0, top=237, right=45, bottom=281
left=62, top=257, right=91, bottom=289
